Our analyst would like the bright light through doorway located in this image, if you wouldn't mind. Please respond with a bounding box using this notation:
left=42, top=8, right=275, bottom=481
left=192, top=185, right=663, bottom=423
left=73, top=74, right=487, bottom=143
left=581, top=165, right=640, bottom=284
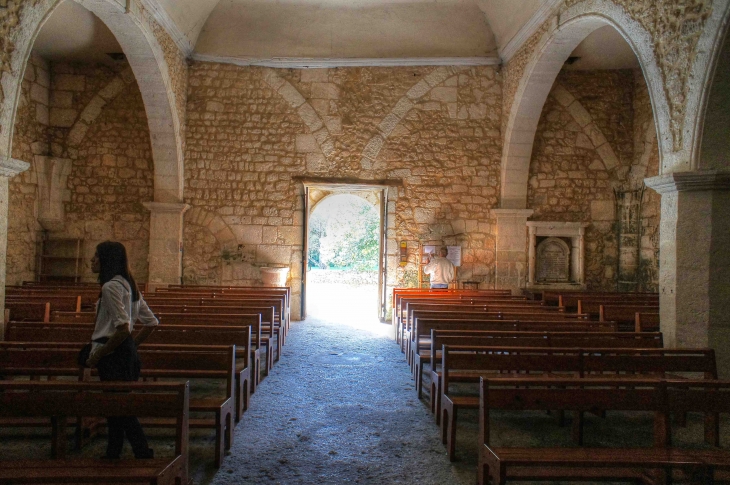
left=306, top=194, right=388, bottom=335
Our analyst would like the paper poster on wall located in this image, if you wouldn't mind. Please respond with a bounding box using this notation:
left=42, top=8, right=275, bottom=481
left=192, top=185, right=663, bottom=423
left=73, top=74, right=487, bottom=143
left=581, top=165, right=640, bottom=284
left=422, top=245, right=461, bottom=267
left=423, top=245, right=437, bottom=258
left=446, top=246, right=461, bottom=267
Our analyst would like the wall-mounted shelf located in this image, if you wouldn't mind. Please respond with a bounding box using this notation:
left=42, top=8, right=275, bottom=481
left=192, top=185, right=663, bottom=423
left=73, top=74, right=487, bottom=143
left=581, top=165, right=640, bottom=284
left=37, top=237, right=83, bottom=283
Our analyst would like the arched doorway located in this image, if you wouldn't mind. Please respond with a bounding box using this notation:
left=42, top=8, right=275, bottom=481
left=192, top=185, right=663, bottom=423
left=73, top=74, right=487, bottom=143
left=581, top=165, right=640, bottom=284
left=301, top=181, right=392, bottom=324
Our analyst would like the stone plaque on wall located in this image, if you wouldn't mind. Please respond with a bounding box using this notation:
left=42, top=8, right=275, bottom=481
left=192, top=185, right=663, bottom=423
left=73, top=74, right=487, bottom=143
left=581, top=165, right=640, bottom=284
left=536, top=237, right=570, bottom=282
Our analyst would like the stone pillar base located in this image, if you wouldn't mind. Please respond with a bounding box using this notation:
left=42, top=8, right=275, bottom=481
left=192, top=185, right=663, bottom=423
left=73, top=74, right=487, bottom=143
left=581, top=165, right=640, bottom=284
left=494, top=209, right=534, bottom=295
left=143, top=202, right=190, bottom=285
left=646, top=170, right=730, bottom=376
left=0, top=157, right=31, bottom=340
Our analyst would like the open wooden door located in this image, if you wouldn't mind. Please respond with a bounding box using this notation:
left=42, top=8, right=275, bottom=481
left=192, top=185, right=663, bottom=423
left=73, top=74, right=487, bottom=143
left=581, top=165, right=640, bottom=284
left=377, top=188, right=388, bottom=321
left=301, top=185, right=310, bottom=319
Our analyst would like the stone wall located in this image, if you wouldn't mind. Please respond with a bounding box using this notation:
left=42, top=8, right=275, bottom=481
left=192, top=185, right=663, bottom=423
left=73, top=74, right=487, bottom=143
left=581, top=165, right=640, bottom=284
left=53, top=63, right=153, bottom=281
left=184, top=63, right=503, bottom=318
left=6, top=54, right=49, bottom=285
left=9, top=60, right=154, bottom=282
left=633, top=70, right=661, bottom=291
left=527, top=69, right=660, bottom=291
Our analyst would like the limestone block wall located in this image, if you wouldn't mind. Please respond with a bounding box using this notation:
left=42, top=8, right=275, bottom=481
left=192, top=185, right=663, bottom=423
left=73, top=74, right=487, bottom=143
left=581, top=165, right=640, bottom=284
left=54, top=63, right=153, bottom=281
left=184, top=63, right=503, bottom=318
left=6, top=54, right=49, bottom=285
left=9, top=61, right=154, bottom=282
left=632, top=70, right=660, bottom=291
left=527, top=69, right=660, bottom=291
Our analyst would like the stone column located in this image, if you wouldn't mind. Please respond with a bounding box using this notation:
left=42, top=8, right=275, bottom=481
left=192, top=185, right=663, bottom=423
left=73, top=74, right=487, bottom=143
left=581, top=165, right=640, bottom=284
left=494, top=209, right=534, bottom=295
left=527, top=225, right=536, bottom=285
left=0, top=157, right=31, bottom=339
left=645, top=170, right=730, bottom=377
left=143, top=202, right=190, bottom=286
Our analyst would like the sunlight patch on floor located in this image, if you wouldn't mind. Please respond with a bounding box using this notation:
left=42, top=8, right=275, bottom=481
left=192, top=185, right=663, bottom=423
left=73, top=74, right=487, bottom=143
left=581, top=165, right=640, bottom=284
left=306, top=281, right=391, bottom=337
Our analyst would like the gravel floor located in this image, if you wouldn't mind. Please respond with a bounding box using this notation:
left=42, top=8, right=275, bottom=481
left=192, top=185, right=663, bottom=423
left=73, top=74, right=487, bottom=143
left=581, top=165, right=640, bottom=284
left=199, top=295, right=475, bottom=484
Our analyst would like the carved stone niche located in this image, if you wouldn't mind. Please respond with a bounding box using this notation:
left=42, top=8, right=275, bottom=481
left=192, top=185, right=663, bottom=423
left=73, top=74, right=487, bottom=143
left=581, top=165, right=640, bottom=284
left=536, top=237, right=570, bottom=283
left=527, top=221, right=589, bottom=290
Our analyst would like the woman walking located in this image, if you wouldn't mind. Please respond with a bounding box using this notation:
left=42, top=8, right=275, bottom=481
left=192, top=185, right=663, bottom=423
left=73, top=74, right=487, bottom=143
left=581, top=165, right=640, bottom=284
left=85, top=241, right=159, bottom=459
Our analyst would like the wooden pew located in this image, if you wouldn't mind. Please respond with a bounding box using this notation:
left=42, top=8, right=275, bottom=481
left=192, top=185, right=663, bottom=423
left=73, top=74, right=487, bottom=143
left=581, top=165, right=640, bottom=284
left=155, top=312, right=267, bottom=383
left=406, top=309, right=581, bottom=366
left=442, top=349, right=716, bottom=462
left=426, top=330, right=665, bottom=421
left=146, top=295, right=288, bottom=342
left=2, top=323, right=253, bottom=422
left=4, top=302, right=50, bottom=325
left=409, top=318, right=617, bottom=386
left=478, top=378, right=730, bottom=485
left=600, top=304, right=659, bottom=330
left=636, top=312, right=660, bottom=332
left=0, top=381, right=189, bottom=484
left=397, top=296, right=531, bottom=345
left=0, top=345, right=236, bottom=468
left=146, top=298, right=284, bottom=356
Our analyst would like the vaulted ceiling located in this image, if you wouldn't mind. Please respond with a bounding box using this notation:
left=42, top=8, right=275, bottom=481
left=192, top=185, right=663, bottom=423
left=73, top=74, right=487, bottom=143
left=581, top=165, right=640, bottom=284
left=33, top=0, right=639, bottom=69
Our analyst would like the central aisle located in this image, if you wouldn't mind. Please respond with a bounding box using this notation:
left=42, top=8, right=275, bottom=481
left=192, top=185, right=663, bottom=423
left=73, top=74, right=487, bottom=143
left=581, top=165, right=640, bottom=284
left=202, top=292, right=474, bottom=484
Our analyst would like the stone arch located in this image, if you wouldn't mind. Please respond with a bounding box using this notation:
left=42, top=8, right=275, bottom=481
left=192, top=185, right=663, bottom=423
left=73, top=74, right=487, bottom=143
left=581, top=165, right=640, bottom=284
left=500, top=3, right=671, bottom=209
left=185, top=206, right=237, bottom=249
left=359, top=66, right=470, bottom=169
left=309, top=190, right=380, bottom=214
left=1, top=0, right=184, bottom=203
left=695, top=3, right=730, bottom=171
left=261, top=69, right=335, bottom=159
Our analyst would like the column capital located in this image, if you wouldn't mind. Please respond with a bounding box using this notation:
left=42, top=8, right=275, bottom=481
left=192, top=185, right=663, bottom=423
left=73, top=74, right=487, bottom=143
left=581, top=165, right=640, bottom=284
left=493, top=208, right=534, bottom=220
left=0, top=156, right=30, bottom=178
left=645, top=170, right=730, bottom=195
left=142, top=201, right=190, bottom=214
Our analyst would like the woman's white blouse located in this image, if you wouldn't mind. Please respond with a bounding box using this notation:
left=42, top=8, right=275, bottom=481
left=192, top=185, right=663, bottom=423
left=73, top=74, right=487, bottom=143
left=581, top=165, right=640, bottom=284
left=91, top=276, right=158, bottom=352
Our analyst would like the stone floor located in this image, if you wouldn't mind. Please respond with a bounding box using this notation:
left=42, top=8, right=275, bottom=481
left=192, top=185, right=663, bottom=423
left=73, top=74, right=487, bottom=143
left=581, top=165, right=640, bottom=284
left=196, top=282, right=475, bottom=484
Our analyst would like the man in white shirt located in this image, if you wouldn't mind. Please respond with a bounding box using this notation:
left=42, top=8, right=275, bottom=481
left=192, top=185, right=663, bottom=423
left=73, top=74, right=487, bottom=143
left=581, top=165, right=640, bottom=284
left=423, top=246, right=455, bottom=289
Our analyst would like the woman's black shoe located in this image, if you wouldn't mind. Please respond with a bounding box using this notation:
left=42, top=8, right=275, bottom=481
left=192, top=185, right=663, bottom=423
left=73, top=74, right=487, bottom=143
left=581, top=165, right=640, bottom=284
left=99, top=455, right=120, bottom=460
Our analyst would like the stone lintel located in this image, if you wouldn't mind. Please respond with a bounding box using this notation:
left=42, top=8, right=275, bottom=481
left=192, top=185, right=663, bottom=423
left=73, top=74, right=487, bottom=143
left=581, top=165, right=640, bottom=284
left=0, top=156, right=30, bottom=178
left=142, top=201, right=191, bottom=214
left=526, top=221, right=590, bottom=237
left=493, top=208, right=534, bottom=220
left=645, top=170, right=730, bottom=195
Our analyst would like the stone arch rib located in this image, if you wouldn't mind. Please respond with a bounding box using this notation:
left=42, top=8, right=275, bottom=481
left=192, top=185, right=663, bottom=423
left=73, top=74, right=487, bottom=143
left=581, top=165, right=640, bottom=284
left=359, top=66, right=468, bottom=169
left=261, top=69, right=335, bottom=159
left=67, top=67, right=135, bottom=147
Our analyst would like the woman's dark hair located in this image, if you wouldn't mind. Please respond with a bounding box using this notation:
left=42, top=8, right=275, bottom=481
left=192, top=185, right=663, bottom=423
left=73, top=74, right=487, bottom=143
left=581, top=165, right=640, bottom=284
left=96, top=241, right=140, bottom=301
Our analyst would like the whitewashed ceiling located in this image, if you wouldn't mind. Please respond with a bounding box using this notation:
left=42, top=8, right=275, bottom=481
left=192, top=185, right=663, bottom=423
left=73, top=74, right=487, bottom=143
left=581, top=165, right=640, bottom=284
left=32, top=0, right=642, bottom=69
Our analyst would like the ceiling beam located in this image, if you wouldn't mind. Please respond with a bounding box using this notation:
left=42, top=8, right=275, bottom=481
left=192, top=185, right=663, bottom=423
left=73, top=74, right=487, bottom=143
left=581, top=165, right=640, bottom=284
left=190, top=54, right=500, bottom=69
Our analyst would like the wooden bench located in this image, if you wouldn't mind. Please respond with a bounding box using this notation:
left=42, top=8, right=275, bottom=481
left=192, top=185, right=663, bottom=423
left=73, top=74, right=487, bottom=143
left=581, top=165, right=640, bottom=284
left=478, top=378, right=730, bottom=485
left=0, top=380, right=189, bottom=484
left=146, top=296, right=288, bottom=344
left=0, top=345, right=235, bottom=468
left=441, top=347, right=717, bottom=462
left=3, top=323, right=253, bottom=422
left=636, top=312, right=660, bottom=332
left=143, top=305, right=274, bottom=370
left=155, top=312, right=266, bottom=385
left=426, top=330, right=665, bottom=421
left=150, top=289, right=290, bottom=335
left=409, top=318, right=617, bottom=387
